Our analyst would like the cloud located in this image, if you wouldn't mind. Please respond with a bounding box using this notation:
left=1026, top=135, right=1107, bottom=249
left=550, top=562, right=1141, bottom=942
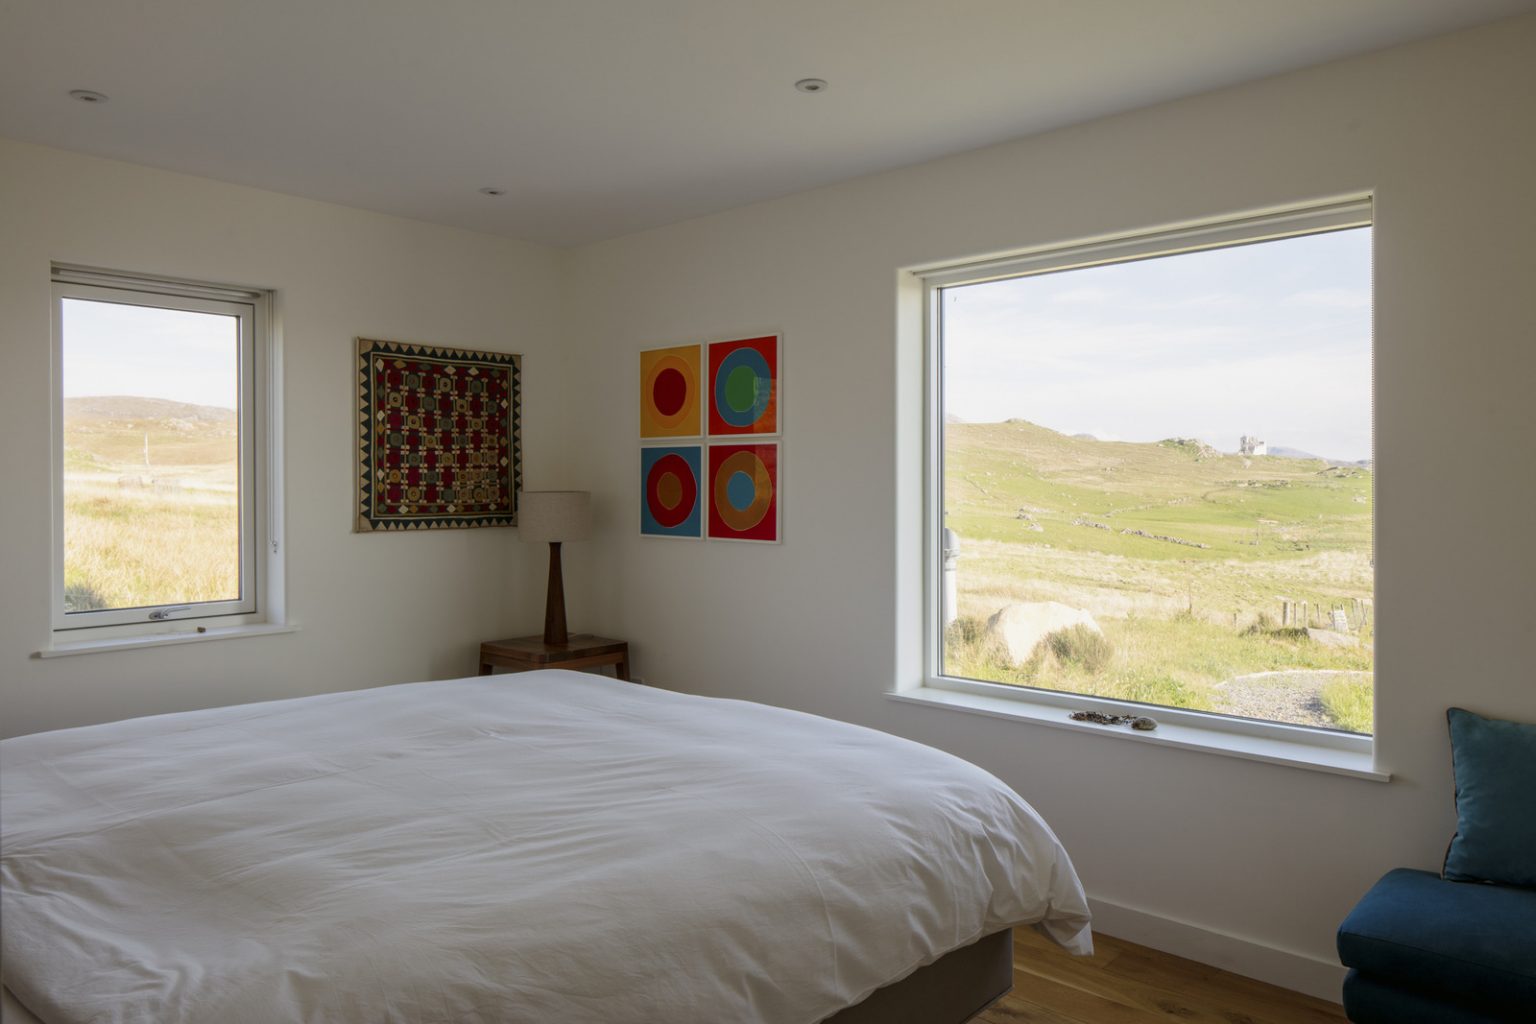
left=941, top=225, right=1373, bottom=459
left=61, top=300, right=239, bottom=408
left=1138, top=292, right=1242, bottom=311
left=1050, top=286, right=1115, bottom=304
left=1288, top=287, right=1370, bottom=309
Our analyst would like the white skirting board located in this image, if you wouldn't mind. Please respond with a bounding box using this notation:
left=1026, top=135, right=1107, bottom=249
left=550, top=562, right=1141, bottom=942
left=1086, top=896, right=1347, bottom=1004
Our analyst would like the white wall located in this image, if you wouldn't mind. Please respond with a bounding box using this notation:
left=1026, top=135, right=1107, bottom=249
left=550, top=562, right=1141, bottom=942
left=0, top=140, right=576, bottom=737
left=3, top=13, right=1533, bottom=999
left=562, top=16, right=1536, bottom=996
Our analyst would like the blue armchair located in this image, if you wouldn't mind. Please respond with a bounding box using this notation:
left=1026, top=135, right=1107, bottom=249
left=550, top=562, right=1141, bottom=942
left=1337, top=868, right=1536, bottom=1022
left=1337, top=708, right=1536, bottom=1023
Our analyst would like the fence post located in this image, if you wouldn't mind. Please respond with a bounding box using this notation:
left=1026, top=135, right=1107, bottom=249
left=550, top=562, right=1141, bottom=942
left=942, top=528, right=960, bottom=628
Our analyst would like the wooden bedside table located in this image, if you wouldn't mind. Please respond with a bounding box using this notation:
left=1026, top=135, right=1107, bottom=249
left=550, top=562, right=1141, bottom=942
left=478, top=634, right=631, bottom=681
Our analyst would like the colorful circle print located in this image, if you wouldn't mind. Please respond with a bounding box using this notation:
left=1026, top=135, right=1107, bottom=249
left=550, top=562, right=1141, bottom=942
left=713, top=347, right=771, bottom=427
left=646, top=453, right=698, bottom=528
left=640, top=345, right=702, bottom=438
left=707, top=336, right=778, bottom=435
left=640, top=446, right=702, bottom=537
left=651, top=367, right=688, bottom=417
left=707, top=443, right=778, bottom=542
left=712, top=450, right=772, bottom=531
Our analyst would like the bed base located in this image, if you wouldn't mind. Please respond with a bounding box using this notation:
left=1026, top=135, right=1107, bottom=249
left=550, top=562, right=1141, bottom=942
left=822, top=928, right=1013, bottom=1024
left=1, top=931, right=1015, bottom=1024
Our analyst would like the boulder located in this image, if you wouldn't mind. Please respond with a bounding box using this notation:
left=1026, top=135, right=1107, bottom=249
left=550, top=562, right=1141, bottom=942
left=985, top=602, right=1102, bottom=665
left=1306, top=627, right=1358, bottom=648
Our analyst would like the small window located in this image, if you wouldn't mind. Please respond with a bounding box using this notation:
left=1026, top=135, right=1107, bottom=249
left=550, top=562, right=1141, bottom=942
left=926, top=199, right=1374, bottom=736
left=51, top=267, right=275, bottom=634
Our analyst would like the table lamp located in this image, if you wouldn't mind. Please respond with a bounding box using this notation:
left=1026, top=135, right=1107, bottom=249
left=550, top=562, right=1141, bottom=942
left=518, top=491, right=592, bottom=646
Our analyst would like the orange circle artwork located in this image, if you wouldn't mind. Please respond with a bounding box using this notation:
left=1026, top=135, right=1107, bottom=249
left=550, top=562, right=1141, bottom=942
left=640, top=345, right=702, bottom=437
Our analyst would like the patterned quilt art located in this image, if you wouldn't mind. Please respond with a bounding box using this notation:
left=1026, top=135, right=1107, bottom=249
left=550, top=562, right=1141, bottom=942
left=356, top=338, right=522, bottom=531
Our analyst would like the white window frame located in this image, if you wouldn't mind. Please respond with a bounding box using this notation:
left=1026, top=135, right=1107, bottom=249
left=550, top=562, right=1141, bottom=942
left=917, top=196, right=1375, bottom=754
left=49, top=265, right=285, bottom=642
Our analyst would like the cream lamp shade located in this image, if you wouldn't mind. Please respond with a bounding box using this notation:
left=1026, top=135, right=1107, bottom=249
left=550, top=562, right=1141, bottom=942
left=519, top=491, right=591, bottom=543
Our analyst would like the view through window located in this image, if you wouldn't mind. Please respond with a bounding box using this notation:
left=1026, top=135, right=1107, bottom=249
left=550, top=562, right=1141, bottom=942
left=939, top=223, right=1373, bottom=733
left=58, top=291, right=250, bottom=625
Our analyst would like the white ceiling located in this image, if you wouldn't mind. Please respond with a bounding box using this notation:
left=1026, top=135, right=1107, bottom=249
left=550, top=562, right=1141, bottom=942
left=2, top=0, right=1532, bottom=246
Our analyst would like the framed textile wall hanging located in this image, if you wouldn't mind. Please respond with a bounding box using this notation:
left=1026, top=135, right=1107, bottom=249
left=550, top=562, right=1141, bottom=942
left=356, top=338, right=521, bottom=532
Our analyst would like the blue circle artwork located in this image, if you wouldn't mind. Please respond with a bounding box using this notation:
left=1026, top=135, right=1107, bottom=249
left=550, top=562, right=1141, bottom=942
left=726, top=470, right=756, bottom=511
left=713, top=347, right=772, bottom=428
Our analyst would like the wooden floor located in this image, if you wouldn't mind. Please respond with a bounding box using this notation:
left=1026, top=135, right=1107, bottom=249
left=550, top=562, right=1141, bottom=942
left=980, top=926, right=1347, bottom=1024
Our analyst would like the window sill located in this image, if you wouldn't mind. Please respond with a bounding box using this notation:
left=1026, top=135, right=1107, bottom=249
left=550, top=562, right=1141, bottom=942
left=886, top=684, right=1390, bottom=782
left=35, top=623, right=300, bottom=659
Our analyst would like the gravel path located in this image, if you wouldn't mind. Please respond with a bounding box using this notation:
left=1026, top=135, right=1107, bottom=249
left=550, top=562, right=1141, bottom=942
left=1213, top=669, right=1369, bottom=728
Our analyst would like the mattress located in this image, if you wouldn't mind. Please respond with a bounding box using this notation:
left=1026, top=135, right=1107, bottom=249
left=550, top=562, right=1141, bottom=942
left=1, top=670, right=1090, bottom=1023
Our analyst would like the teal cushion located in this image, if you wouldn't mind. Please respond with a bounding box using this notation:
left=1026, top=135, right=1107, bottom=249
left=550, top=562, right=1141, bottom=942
left=1443, top=707, right=1536, bottom=888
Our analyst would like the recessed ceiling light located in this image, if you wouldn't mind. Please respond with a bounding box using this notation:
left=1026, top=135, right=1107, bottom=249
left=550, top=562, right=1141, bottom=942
left=68, top=89, right=109, bottom=104
left=794, top=79, right=827, bottom=94
left=478, top=187, right=507, bottom=197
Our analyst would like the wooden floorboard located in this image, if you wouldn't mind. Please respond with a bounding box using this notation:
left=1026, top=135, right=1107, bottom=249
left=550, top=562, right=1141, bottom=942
left=979, top=926, right=1346, bottom=1024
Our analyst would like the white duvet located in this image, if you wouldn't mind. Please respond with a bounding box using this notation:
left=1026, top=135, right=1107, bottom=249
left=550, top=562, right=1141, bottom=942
left=1, top=671, right=1090, bottom=1024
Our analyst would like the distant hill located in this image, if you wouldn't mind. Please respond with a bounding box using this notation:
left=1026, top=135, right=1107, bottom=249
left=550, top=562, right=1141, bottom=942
left=943, top=419, right=1372, bottom=563
left=1268, top=445, right=1370, bottom=467
left=1267, top=445, right=1319, bottom=460
left=65, top=396, right=236, bottom=423
left=63, top=396, right=237, bottom=469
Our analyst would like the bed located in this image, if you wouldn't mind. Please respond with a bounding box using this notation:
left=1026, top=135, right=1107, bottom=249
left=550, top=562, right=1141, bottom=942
left=0, top=670, right=1090, bottom=1023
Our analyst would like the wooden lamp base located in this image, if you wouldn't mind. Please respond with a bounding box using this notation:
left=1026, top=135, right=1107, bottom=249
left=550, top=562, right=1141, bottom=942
left=543, top=541, right=568, bottom=646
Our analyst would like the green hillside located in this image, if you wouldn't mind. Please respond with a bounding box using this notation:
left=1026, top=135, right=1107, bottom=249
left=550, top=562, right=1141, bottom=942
left=942, top=420, right=1374, bottom=732
left=944, top=419, right=1371, bottom=563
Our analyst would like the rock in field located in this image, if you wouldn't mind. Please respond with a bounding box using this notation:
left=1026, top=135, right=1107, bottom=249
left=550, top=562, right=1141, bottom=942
left=985, top=602, right=1102, bottom=665
left=1306, top=627, right=1358, bottom=648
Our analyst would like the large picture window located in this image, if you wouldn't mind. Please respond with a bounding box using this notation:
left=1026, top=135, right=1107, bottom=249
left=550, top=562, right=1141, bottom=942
left=51, top=267, right=274, bottom=635
left=928, top=200, right=1374, bottom=735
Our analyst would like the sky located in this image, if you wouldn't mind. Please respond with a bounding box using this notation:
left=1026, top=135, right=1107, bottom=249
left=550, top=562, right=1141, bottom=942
left=942, top=226, right=1373, bottom=462
left=62, top=299, right=239, bottom=410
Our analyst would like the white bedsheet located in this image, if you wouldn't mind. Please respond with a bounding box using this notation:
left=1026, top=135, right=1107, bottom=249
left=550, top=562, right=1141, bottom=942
left=1, top=671, right=1089, bottom=1024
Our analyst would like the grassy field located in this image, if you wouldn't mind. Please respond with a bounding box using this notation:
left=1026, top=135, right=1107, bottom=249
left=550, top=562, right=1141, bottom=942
left=944, top=420, right=1374, bottom=731
left=1319, top=677, right=1374, bottom=734
left=62, top=397, right=241, bottom=613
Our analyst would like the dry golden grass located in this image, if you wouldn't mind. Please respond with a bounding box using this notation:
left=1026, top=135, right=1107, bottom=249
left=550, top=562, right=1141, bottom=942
left=954, top=538, right=1374, bottom=634
left=64, top=478, right=240, bottom=612
left=61, top=397, right=242, bottom=614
